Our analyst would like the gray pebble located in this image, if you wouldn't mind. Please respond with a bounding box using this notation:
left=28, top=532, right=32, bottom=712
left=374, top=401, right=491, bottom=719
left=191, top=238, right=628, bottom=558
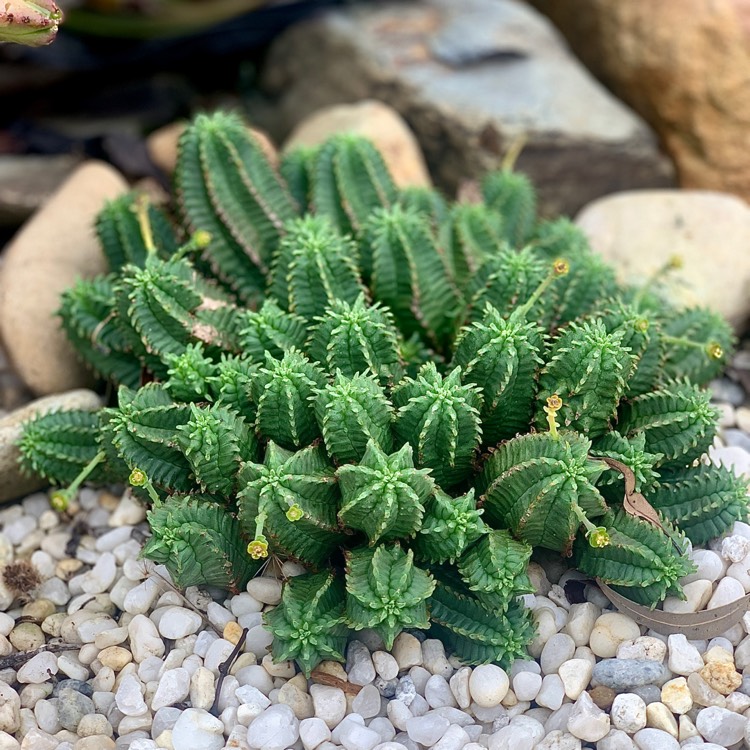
left=630, top=684, right=663, bottom=705
left=56, top=686, right=95, bottom=731
left=53, top=679, right=94, bottom=698
left=592, top=659, right=669, bottom=690
left=395, top=676, right=417, bottom=706
left=723, top=428, right=750, bottom=451
left=375, top=677, right=398, bottom=698
left=710, top=378, right=745, bottom=406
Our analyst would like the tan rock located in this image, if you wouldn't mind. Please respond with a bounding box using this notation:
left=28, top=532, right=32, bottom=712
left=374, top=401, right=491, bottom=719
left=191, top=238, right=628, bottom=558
left=0, top=161, right=127, bottom=395
left=147, top=120, right=277, bottom=174
left=576, top=190, right=750, bottom=331
left=646, top=701, right=678, bottom=737
left=661, top=677, right=693, bottom=714
left=529, top=0, right=750, bottom=203
left=283, top=100, right=431, bottom=189
left=97, top=646, right=132, bottom=672
left=0, top=389, right=102, bottom=504
left=699, top=660, right=742, bottom=695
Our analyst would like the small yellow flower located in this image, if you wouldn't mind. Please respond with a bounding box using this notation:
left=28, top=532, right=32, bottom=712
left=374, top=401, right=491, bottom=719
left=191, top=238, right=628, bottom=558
left=247, top=537, right=269, bottom=559
left=285, top=504, right=304, bottom=522
left=50, top=490, right=69, bottom=513
left=634, top=318, right=649, bottom=333
left=553, top=259, right=570, bottom=276
left=129, top=468, right=148, bottom=487
left=193, top=230, right=212, bottom=249
left=546, top=394, right=563, bottom=412
left=667, top=254, right=683, bottom=270
left=587, top=526, right=611, bottom=548
left=706, top=342, right=724, bottom=360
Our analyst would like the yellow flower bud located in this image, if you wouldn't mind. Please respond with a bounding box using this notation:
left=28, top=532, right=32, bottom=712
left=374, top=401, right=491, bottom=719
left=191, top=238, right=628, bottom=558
left=706, top=342, right=724, bottom=360
left=587, top=526, right=611, bottom=548
left=553, top=259, right=570, bottom=276
left=129, top=468, right=148, bottom=487
left=247, top=538, right=269, bottom=560
left=50, top=490, right=69, bottom=513
left=285, top=504, right=304, bottom=522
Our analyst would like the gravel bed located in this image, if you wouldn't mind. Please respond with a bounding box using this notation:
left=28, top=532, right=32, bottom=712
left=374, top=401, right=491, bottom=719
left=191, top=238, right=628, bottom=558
left=0, top=379, right=748, bottom=750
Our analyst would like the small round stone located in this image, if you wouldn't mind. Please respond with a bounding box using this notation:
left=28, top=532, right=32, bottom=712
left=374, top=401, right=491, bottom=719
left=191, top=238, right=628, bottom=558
left=171, top=707, right=226, bottom=750
left=469, top=664, right=509, bottom=707
left=611, top=693, right=647, bottom=733
left=589, top=613, right=640, bottom=658
left=589, top=685, right=616, bottom=710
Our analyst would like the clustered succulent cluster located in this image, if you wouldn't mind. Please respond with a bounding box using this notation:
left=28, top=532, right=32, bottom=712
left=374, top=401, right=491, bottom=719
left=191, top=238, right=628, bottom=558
left=18, top=111, right=749, bottom=674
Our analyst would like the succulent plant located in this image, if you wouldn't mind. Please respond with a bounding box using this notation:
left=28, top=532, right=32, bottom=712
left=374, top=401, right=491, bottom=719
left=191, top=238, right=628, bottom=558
left=0, top=0, right=62, bottom=46
left=18, top=110, right=747, bottom=676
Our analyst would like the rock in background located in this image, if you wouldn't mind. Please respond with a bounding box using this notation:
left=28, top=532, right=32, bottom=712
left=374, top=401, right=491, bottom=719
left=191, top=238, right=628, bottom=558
left=257, top=0, right=674, bottom=216
left=527, top=0, right=750, bottom=203
left=0, top=161, right=127, bottom=397
left=576, top=190, right=750, bottom=333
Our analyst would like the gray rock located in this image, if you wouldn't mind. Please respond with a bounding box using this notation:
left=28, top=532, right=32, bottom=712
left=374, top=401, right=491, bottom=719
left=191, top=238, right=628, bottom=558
left=0, top=154, right=81, bottom=226
left=56, top=686, right=95, bottom=731
left=630, top=684, right=662, bottom=705
left=375, top=677, right=399, bottom=698
left=259, top=0, right=673, bottom=217
left=396, top=677, right=417, bottom=706
left=52, top=679, right=93, bottom=698
left=592, top=659, right=669, bottom=690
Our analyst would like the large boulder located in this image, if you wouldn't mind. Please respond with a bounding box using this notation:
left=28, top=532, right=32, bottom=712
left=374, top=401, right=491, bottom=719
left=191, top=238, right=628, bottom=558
left=528, top=0, right=750, bottom=202
left=283, top=100, right=432, bottom=188
left=576, top=190, right=750, bottom=332
left=0, top=161, right=127, bottom=396
left=258, top=0, right=674, bottom=216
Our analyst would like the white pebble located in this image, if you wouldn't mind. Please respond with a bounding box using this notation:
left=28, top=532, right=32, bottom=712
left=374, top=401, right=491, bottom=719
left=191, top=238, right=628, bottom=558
left=16, top=653, right=57, bottom=684
left=151, top=668, right=190, bottom=711
left=633, top=728, right=679, bottom=750
left=541, top=633, right=576, bottom=675
left=373, top=651, right=399, bottom=681
left=513, top=672, right=542, bottom=702
left=128, top=615, right=165, bottom=663
left=245, top=577, right=282, bottom=606
left=79, top=552, right=117, bottom=594
left=244, top=624, right=273, bottom=655
left=422, top=640, right=452, bottom=679
left=299, top=717, right=331, bottom=750
left=204, top=638, right=235, bottom=675
left=95, top=527, right=133, bottom=552
left=536, top=674, right=565, bottom=711
left=123, top=578, right=161, bottom=615
left=707, top=576, right=745, bottom=608
left=682, top=550, right=724, bottom=584
left=610, top=693, right=646, bottom=733
left=694, top=705, right=747, bottom=746
left=667, top=634, right=704, bottom=675
left=310, top=685, right=346, bottom=729
left=662, top=579, right=713, bottom=613
left=589, top=613, right=640, bottom=658
left=115, top=673, right=147, bottom=716
left=392, top=633, right=422, bottom=671
left=469, top=665, right=509, bottom=707
left=566, top=691, right=610, bottom=742
left=247, top=704, right=299, bottom=750
left=405, top=713, right=449, bottom=746
left=171, top=707, right=225, bottom=750
left=156, top=607, right=202, bottom=640
left=352, top=684, right=382, bottom=718
left=558, top=659, right=593, bottom=700
left=109, top=493, right=146, bottom=526
left=339, top=720, right=381, bottom=750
